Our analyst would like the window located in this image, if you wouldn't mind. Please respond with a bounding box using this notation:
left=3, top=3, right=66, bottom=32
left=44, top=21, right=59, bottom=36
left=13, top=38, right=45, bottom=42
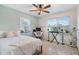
left=48, top=16, right=70, bottom=31
left=20, top=17, right=31, bottom=33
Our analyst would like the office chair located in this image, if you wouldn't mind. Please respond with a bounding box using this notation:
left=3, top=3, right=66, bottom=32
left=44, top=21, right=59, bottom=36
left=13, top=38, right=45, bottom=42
left=33, top=28, right=43, bottom=40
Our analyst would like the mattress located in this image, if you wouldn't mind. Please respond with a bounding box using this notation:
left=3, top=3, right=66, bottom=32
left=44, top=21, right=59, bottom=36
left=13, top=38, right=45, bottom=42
left=0, top=35, right=42, bottom=55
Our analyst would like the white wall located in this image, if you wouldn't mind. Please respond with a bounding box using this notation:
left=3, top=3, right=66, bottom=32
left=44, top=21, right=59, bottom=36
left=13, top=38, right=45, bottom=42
left=0, top=5, right=77, bottom=43
left=38, top=9, right=77, bottom=41
left=0, top=5, right=37, bottom=33
left=77, top=6, right=79, bottom=51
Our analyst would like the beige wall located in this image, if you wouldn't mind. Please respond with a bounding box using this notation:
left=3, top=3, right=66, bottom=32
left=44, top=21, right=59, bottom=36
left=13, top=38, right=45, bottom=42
left=38, top=9, right=77, bottom=41
left=0, top=5, right=37, bottom=32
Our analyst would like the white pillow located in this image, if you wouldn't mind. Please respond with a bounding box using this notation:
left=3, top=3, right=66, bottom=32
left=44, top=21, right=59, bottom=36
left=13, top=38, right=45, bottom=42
left=0, top=32, right=7, bottom=38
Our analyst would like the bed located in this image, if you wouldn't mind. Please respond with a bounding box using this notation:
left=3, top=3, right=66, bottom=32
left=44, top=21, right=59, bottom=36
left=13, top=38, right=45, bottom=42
left=0, top=35, right=42, bottom=55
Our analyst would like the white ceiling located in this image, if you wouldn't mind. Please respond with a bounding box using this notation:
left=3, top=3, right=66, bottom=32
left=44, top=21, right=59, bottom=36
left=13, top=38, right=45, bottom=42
left=2, top=4, right=77, bottom=17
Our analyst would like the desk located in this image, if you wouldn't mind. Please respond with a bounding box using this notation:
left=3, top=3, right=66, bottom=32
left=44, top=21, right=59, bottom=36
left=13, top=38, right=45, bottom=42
left=48, top=31, right=64, bottom=45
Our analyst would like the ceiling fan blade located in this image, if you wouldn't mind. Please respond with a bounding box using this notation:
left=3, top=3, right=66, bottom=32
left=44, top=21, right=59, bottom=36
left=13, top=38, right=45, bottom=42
left=32, top=4, right=38, bottom=8
left=43, top=11, right=50, bottom=13
left=29, top=10, right=38, bottom=11
left=43, top=5, right=51, bottom=9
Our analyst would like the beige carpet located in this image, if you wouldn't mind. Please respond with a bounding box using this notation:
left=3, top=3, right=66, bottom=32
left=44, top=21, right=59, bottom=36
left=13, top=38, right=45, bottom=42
left=42, top=40, right=78, bottom=55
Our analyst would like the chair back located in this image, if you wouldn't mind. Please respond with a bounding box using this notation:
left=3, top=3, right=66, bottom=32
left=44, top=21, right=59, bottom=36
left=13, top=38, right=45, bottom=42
left=33, top=28, right=43, bottom=39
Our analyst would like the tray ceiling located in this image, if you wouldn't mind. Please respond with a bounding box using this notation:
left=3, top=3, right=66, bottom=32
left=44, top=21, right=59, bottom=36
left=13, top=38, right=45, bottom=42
left=2, top=4, right=77, bottom=17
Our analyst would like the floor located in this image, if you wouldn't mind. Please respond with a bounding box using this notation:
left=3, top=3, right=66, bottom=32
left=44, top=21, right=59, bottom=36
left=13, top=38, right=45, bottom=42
left=42, top=40, right=79, bottom=55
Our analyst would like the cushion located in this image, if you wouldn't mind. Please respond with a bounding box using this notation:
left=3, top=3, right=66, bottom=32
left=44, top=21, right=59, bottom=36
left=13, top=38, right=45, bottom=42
left=7, top=32, right=17, bottom=38
left=1, top=32, right=7, bottom=38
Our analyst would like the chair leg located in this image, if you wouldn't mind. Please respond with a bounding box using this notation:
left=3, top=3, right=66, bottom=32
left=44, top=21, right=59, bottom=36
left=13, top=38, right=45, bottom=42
left=40, top=45, right=42, bottom=54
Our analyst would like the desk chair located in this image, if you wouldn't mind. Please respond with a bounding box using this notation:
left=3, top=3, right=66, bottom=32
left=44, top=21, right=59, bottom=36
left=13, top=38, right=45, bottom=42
left=33, top=28, right=43, bottom=40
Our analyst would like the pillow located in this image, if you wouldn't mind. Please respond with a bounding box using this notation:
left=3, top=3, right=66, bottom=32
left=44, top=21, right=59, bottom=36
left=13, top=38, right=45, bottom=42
left=1, top=32, right=7, bottom=38
left=7, top=32, right=17, bottom=38
left=0, top=31, right=20, bottom=38
left=17, top=31, right=21, bottom=36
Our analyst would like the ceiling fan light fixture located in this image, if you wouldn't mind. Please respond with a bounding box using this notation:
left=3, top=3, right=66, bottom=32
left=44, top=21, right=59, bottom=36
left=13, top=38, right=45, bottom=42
left=30, top=4, right=51, bottom=15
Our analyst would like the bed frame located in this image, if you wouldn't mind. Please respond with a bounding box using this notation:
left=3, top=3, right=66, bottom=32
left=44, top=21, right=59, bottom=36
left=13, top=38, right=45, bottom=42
left=9, top=45, right=43, bottom=55
left=33, top=45, right=42, bottom=55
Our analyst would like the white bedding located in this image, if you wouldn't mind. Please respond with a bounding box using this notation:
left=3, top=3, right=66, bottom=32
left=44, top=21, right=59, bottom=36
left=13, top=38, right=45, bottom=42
left=0, top=35, right=42, bottom=55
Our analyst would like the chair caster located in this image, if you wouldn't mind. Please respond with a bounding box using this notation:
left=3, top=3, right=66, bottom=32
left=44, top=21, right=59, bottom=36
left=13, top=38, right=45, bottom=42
left=47, top=40, right=50, bottom=41
left=61, top=43, right=65, bottom=45
left=57, top=42, right=59, bottom=44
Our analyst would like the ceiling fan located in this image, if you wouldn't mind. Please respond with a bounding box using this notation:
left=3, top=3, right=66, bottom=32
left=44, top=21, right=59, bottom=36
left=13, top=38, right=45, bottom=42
left=29, top=4, right=51, bottom=15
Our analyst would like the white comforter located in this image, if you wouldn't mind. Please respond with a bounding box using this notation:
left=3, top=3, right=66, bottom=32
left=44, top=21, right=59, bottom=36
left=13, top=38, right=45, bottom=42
left=0, top=35, right=42, bottom=55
